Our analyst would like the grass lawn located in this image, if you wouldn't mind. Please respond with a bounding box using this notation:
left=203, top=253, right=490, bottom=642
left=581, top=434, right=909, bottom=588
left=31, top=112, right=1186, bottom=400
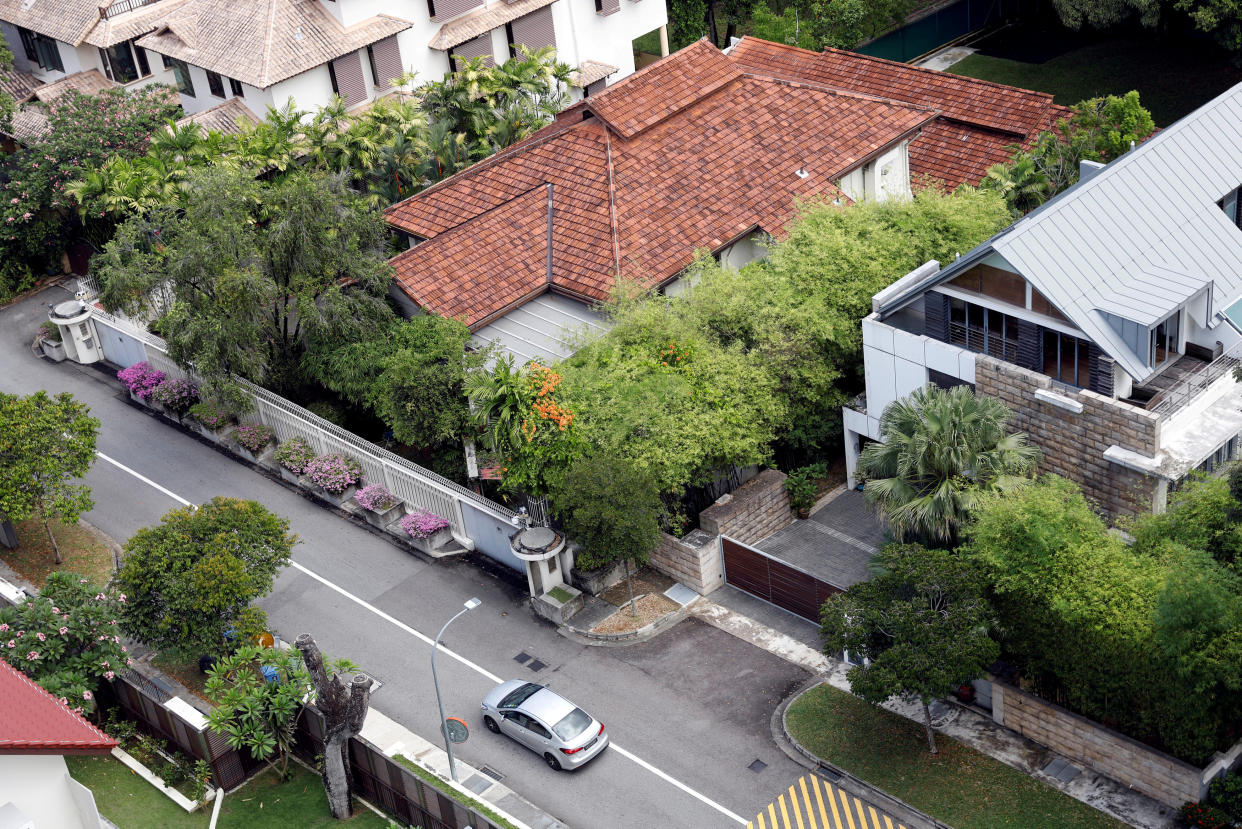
left=949, top=34, right=1242, bottom=127
left=68, top=755, right=392, bottom=829
left=0, top=517, right=115, bottom=587
left=785, top=684, right=1124, bottom=829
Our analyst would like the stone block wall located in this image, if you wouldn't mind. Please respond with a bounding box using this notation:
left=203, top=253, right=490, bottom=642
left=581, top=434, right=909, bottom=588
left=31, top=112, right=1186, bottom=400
left=699, top=468, right=792, bottom=545
left=650, top=530, right=722, bottom=595
left=974, top=356, right=1163, bottom=519
left=992, top=683, right=1205, bottom=807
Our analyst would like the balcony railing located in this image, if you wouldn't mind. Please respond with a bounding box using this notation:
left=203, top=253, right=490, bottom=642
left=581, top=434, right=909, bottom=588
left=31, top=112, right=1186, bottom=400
left=1147, top=341, right=1242, bottom=418
left=101, top=0, right=163, bottom=20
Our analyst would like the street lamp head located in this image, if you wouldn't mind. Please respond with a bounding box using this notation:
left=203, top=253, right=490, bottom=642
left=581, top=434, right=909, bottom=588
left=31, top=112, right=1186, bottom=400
left=464, top=597, right=482, bottom=611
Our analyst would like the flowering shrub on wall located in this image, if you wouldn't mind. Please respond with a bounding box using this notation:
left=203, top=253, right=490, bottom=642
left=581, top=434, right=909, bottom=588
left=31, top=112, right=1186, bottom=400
left=303, top=453, right=362, bottom=495
left=0, top=573, right=132, bottom=713
left=400, top=510, right=449, bottom=539
left=354, top=483, right=399, bottom=513
left=152, top=377, right=199, bottom=415
left=188, top=400, right=232, bottom=430
left=233, top=423, right=274, bottom=454
left=272, top=436, right=316, bottom=475
left=116, top=361, right=166, bottom=401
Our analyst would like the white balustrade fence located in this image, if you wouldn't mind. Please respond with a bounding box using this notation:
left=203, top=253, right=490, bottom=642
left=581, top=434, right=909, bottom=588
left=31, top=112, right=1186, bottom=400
left=90, top=312, right=516, bottom=544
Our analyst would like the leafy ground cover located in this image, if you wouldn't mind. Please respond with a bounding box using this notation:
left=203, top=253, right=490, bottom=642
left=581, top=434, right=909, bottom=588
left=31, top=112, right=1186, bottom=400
left=0, top=517, right=114, bottom=586
left=785, top=684, right=1123, bottom=829
left=68, top=756, right=391, bottom=828
left=949, top=31, right=1242, bottom=127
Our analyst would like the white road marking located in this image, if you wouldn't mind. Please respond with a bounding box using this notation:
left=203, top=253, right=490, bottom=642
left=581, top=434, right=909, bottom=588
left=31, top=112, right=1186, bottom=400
left=95, top=451, right=194, bottom=506
left=97, top=456, right=750, bottom=826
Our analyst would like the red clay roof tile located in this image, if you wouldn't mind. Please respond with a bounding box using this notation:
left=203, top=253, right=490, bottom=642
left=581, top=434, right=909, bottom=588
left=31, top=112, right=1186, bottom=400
left=0, top=660, right=118, bottom=754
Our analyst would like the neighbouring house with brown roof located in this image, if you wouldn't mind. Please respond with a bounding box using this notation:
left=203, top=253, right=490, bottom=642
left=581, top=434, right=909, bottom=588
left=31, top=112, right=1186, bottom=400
left=382, top=38, right=1066, bottom=363
left=2, top=0, right=664, bottom=127
left=0, top=659, right=118, bottom=829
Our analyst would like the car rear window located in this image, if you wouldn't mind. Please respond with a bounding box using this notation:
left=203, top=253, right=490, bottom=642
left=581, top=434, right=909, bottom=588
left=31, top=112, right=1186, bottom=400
left=499, top=683, right=543, bottom=709
left=552, top=708, right=593, bottom=741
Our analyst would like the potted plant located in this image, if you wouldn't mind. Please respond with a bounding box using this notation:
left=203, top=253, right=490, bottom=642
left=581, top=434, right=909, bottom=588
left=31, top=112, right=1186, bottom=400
left=151, top=377, right=199, bottom=420
left=303, top=452, right=363, bottom=507
left=399, top=510, right=452, bottom=553
left=187, top=400, right=234, bottom=443
left=117, top=362, right=167, bottom=407
left=272, top=435, right=316, bottom=485
left=231, top=423, right=275, bottom=464
left=352, top=482, right=404, bottom=529
left=38, top=321, right=66, bottom=362
left=786, top=467, right=818, bottom=519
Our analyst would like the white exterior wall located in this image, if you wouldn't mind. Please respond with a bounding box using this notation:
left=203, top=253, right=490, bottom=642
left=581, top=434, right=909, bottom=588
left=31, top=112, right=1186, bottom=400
left=844, top=312, right=977, bottom=486
left=0, top=754, right=103, bottom=829
left=838, top=141, right=912, bottom=203
left=0, top=26, right=90, bottom=83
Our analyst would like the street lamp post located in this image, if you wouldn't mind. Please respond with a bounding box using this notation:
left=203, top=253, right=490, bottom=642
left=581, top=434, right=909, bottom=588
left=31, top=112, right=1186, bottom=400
left=432, top=597, right=481, bottom=781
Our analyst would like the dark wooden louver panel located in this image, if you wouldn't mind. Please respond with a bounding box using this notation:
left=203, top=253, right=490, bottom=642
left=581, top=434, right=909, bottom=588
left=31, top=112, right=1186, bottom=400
left=1015, top=318, right=1042, bottom=372
left=436, top=0, right=483, bottom=19
left=452, top=34, right=494, bottom=67
left=510, top=6, right=555, bottom=50
left=923, top=290, right=949, bottom=343
left=370, top=36, right=403, bottom=90
left=332, top=52, right=368, bottom=109
left=598, top=0, right=620, bottom=15
left=1088, top=343, right=1114, bottom=395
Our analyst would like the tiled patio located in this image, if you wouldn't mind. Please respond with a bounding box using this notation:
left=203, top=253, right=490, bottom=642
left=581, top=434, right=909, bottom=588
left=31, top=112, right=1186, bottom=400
left=753, top=489, right=890, bottom=590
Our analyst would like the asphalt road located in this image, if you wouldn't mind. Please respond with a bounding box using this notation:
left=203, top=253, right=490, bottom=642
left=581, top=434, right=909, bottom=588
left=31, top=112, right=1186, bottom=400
left=1, top=285, right=813, bottom=829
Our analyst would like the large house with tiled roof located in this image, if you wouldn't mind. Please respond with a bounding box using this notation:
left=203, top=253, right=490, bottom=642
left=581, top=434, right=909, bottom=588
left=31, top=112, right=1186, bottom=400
left=382, top=37, right=1067, bottom=363
left=0, top=658, right=117, bottom=829
left=0, top=0, right=662, bottom=127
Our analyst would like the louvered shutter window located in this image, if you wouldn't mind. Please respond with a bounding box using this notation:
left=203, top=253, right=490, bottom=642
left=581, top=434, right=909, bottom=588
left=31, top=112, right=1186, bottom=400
left=331, top=52, right=368, bottom=109
left=451, top=34, right=494, bottom=68
left=509, top=7, right=555, bottom=50
left=436, top=0, right=483, bottom=20
left=369, top=36, right=403, bottom=90
left=597, top=0, right=620, bottom=16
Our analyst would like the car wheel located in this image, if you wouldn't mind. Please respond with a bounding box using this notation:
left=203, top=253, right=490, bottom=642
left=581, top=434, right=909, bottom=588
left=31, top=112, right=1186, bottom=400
left=484, top=716, right=500, bottom=734
left=544, top=753, right=562, bottom=771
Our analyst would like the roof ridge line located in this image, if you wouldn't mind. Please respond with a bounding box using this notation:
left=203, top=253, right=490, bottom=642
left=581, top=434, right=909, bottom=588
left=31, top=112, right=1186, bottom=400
left=741, top=72, right=939, bottom=113
left=392, top=182, right=549, bottom=246
left=603, top=126, right=621, bottom=279
left=260, top=0, right=279, bottom=88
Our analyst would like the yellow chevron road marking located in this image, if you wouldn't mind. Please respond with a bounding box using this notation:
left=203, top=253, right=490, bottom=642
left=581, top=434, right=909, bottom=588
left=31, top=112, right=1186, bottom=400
left=751, top=775, right=908, bottom=829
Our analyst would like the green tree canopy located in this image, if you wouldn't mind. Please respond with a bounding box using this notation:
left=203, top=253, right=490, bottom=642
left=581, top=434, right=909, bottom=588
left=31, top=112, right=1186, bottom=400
left=113, top=497, right=296, bottom=659
left=858, top=384, right=1039, bottom=546
left=94, top=168, right=394, bottom=403
left=0, top=391, right=99, bottom=563
left=821, top=543, right=999, bottom=753
left=552, top=455, right=663, bottom=572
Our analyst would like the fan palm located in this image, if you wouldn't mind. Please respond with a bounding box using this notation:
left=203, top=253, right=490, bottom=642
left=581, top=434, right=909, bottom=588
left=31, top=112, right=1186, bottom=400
left=465, top=355, right=531, bottom=455
left=858, top=384, right=1040, bottom=546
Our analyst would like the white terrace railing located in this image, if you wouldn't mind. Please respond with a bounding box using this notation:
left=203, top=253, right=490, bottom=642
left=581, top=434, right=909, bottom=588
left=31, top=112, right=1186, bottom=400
left=90, top=311, right=516, bottom=541
left=1147, top=341, right=1242, bottom=419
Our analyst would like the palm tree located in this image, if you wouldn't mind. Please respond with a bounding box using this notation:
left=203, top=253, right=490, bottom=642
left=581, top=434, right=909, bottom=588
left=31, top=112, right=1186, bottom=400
left=858, top=384, right=1040, bottom=546
left=465, top=355, right=531, bottom=455
left=982, top=155, right=1051, bottom=216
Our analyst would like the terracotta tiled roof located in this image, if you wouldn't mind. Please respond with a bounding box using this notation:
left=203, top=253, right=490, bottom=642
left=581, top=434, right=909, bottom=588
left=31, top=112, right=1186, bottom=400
left=386, top=41, right=939, bottom=327
left=85, top=0, right=186, bottom=48
left=0, top=660, right=118, bottom=755
left=7, top=106, right=49, bottom=141
left=0, top=67, right=42, bottom=103
left=728, top=37, right=1068, bottom=188
left=137, top=0, right=412, bottom=89
left=175, top=97, right=257, bottom=134
left=428, top=0, right=555, bottom=51
left=33, top=70, right=118, bottom=103
left=571, top=60, right=618, bottom=89
left=0, top=0, right=102, bottom=47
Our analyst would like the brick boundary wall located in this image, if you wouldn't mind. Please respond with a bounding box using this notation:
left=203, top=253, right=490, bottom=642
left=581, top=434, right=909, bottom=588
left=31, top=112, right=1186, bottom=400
left=699, top=468, right=792, bottom=545
left=650, top=531, right=722, bottom=595
left=974, top=356, right=1163, bottom=519
left=993, top=682, right=1216, bottom=807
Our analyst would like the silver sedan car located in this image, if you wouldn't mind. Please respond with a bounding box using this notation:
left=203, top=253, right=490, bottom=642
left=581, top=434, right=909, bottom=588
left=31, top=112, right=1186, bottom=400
left=481, top=680, right=608, bottom=770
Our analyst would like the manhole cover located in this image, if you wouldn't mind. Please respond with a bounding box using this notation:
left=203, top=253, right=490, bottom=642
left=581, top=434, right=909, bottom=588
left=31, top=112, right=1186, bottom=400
left=479, top=765, right=504, bottom=782
left=513, top=652, right=531, bottom=664
left=748, top=759, right=767, bottom=773
left=528, top=659, right=546, bottom=672
left=462, top=775, right=492, bottom=794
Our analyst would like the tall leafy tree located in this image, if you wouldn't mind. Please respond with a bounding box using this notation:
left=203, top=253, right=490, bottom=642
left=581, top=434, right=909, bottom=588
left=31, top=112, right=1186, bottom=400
left=0, top=391, right=99, bottom=563
left=821, top=543, right=999, bottom=754
left=93, top=168, right=394, bottom=403
left=858, top=384, right=1039, bottom=546
left=112, top=498, right=295, bottom=659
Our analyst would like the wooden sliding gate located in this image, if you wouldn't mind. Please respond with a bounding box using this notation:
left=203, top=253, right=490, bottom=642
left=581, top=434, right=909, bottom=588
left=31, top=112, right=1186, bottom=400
left=721, top=535, right=843, bottom=623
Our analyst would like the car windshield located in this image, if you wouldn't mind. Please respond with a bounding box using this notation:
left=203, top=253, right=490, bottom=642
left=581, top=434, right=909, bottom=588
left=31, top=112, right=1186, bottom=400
left=552, top=707, right=593, bottom=741
left=499, top=683, right=543, bottom=709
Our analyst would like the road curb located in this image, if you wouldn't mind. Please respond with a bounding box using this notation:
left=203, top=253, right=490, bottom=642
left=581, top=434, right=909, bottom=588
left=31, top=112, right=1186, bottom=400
left=772, top=679, right=954, bottom=829
left=557, top=604, right=689, bottom=647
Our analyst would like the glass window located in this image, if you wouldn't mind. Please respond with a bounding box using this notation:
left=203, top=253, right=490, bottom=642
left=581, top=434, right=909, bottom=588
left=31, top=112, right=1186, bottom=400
left=161, top=53, right=174, bottom=69
left=1043, top=330, right=1092, bottom=387
left=20, top=28, right=63, bottom=72
left=498, top=683, right=543, bottom=709
left=526, top=720, right=552, bottom=740
left=1150, top=311, right=1180, bottom=367
left=366, top=45, right=379, bottom=86
left=552, top=708, right=593, bottom=741
left=947, top=297, right=1019, bottom=362
left=1030, top=287, right=1069, bottom=322
left=228, top=77, right=244, bottom=97
left=1220, top=188, right=1242, bottom=228
left=206, top=70, right=224, bottom=98
left=169, top=59, right=195, bottom=96
left=134, top=44, right=150, bottom=77
left=101, top=42, right=140, bottom=83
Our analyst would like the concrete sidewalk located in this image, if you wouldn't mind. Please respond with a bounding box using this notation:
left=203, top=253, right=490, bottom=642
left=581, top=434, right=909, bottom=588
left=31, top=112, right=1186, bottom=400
left=690, top=596, right=1177, bottom=829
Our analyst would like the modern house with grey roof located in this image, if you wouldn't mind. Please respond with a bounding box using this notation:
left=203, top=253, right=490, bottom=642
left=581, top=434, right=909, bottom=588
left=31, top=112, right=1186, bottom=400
left=844, top=81, right=1242, bottom=519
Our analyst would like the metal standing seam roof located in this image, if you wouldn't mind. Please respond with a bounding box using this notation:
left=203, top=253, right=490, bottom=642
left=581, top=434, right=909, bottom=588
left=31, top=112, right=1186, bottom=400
left=0, top=660, right=119, bottom=754
left=978, top=83, right=1242, bottom=383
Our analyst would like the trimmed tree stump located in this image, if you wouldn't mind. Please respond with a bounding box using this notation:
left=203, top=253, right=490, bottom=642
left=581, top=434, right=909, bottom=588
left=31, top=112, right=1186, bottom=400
left=296, top=633, right=371, bottom=820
